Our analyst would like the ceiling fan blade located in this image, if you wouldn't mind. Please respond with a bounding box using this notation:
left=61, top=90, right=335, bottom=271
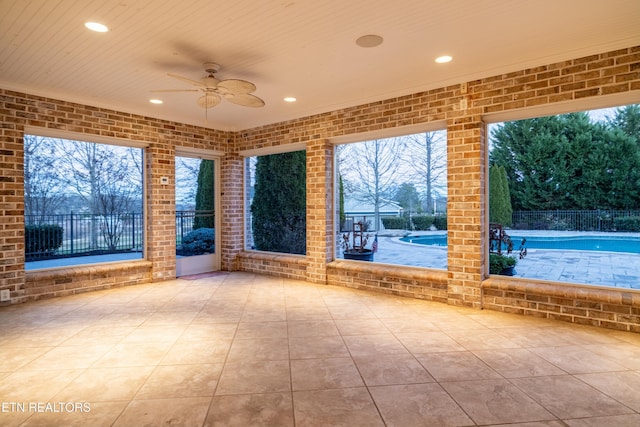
left=150, top=89, right=200, bottom=93
left=167, top=73, right=205, bottom=87
left=218, top=79, right=256, bottom=94
left=224, top=93, right=265, bottom=108
left=197, top=93, right=221, bottom=109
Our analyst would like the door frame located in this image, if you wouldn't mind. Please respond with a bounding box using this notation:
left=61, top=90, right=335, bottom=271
left=175, top=147, right=223, bottom=276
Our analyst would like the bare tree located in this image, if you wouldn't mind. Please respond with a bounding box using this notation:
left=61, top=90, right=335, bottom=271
left=54, top=139, right=142, bottom=250
left=339, top=137, right=407, bottom=230
left=23, top=135, right=67, bottom=222
left=404, top=131, right=447, bottom=213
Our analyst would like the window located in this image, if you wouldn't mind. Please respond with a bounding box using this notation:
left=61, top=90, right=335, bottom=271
left=244, top=150, right=306, bottom=255
left=488, top=104, right=640, bottom=288
left=24, top=134, right=144, bottom=269
left=336, top=130, right=448, bottom=269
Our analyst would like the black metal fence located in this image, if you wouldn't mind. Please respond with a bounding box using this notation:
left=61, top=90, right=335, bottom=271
left=175, top=210, right=215, bottom=245
left=512, top=209, right=640, bottom=231
left=25, top=212, right=144, bottom=261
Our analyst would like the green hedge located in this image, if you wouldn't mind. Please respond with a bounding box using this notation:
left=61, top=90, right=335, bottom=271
left=614, top=216, right=640, bottom=231
left=25, top=224, right=63, bottom=254
left=411, top=215, right=434, bottom=230
left=433, top=216, right=447, bottom=230
left=381, top=217, right=408, bottom=229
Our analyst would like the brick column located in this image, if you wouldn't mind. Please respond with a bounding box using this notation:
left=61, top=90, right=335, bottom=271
left=446, top=113, right=486, bottom=308
left=306, top=139, right=333, bottom=284
left=146, top=143, right=176, bottom=281
left=220, top=152, right=244, bottom=271
left=0, top=124, right=26, bottom=303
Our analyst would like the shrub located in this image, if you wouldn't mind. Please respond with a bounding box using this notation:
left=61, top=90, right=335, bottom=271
left=615, top=216, right=640, bottom=231
left=24, top=224, right=63, bottom=254
left=412, top=215, right=434, bottom=230
left=433, top=216, right=447, bottom=230
left=381, top=217, right=408, bottom=229
left=489, top=253, right=517, bottom=274
left=180, top=228, right=215, bottom=255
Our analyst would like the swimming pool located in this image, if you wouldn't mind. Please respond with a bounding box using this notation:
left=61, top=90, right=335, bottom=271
left=400, top=234, right=640, bottom=254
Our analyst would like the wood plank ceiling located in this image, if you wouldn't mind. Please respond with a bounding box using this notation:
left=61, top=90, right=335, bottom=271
left=1, top=0, right=639, bottom=131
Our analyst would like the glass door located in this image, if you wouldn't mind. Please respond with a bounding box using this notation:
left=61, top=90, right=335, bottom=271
left=175, top=155, right=220, bottom=276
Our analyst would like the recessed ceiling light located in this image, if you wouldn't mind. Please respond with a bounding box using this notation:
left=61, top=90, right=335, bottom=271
left=85, top=22, right=109, bottom=33
left=149, top=99, right=163, bottom=104
left=356, top=35, right=384, bottom=48
left=435, top=55, right=452, bottom=63
left=284, top=97, right=297, bottom=102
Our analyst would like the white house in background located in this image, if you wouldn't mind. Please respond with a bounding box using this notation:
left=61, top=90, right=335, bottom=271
left=343, top=197, right=403, bottom=231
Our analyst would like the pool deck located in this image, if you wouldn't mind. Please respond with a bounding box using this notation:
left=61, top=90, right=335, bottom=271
left=370, top=231, right=640, bottom=290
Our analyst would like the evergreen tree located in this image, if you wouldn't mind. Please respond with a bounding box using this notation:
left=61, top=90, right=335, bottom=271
left=490, top=112, right=640, bottom=210
left=394, top=182, right=421, bottom=213
left=194, top=159, right=215, bottom=229
left=489, top=165, right=512, bottom=225
left=251, top=151, right=306, bottom=254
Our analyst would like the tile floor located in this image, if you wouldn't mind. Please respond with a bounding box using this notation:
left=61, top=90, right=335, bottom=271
left=1, top=271, right=640, bottom=426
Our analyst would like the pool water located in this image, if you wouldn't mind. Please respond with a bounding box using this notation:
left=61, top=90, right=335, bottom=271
left=400, top=234, right=640, bottom=254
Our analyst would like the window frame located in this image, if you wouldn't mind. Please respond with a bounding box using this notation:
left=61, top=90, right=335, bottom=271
left=23, top=126, right=148, bottom=270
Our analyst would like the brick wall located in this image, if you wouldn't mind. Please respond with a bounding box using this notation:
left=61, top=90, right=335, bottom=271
left=0, top=90, right=231, bottom=302
left=1, top=46, right=639, bottom=331
left=234, top=45, right=640, bottom=331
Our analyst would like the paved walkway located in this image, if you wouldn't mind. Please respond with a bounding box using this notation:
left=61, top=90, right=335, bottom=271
left=369, top=233, right=640, bottom=289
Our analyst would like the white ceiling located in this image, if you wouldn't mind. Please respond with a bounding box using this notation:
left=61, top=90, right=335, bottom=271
left=1, top=0, right=639, bottom=131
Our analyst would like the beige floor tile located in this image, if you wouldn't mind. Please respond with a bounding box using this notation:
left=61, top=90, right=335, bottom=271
left=178, top=322, right=238, bottom=341
left=291, top=357, right=364, bottom=391
left=510, top=375, right=633, bottom=419
left=54, top=366, right=154, bottom=401
left=353, top=353, right=435, bottom=386
left=1, top=272, right=640, bottom=427
left=395, top=331, right=465, bottom=353
left=235, top=321, right=288, bottom=339
left=564, top=414, right=640, bottom=427
left=160, top=338, right=232, bottom=365
left=21, top=344, right=114, bottom=370
left=0, top=346, right=53, bottom=372
left=15, top=401, right=127, bottom=427
left=141, top=310, right=198, bottom=326
left=135, top=363, right=222, bottom=399
left=93, top=341, right=173, bottom=368
left=289, top=335, right=350, bottom=359
left=576, top=371, right=640, bottom=412
left=442, top=378, right=555, bottom=425
left=370, top=383, right=473, bottom=426
left=0, top=369, right=84, bottom=402
left=380, top=317, right=440, bottom=334
left=334, top=318, right=388, bottom=336
left=473, top=348, right=567, bottom=378
left=293, top=388, right=384, bottom=427
left=445, top=329, right=521, bottom=350
left=342, top=333, right=409, bottom=357
left=416, top=351, right=502, bottom=382
left=226, top=336, right=290, bottom=361
left=205, top=392, right=294, bottom=427
left=112, top=397, right=210, bottom=427
left=215, top=360, right=291, bottom=395
left=287, top=319, right=339, bottom=337
left=529, top=345, right=627, bottom=374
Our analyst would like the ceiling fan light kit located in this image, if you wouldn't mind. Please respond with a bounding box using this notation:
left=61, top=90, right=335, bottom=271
left=152, top=62, right=265, bottom=112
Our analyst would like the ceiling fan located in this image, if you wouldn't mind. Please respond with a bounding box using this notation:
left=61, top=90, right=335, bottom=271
left=152, top=62, right=265, bottom=110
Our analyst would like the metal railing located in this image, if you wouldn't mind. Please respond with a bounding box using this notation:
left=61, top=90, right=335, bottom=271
left=175, top=210, right=215, bottom=246
left=25, top=212, right=143, bottom=261
left=511, top=209, right=640, bottom=231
